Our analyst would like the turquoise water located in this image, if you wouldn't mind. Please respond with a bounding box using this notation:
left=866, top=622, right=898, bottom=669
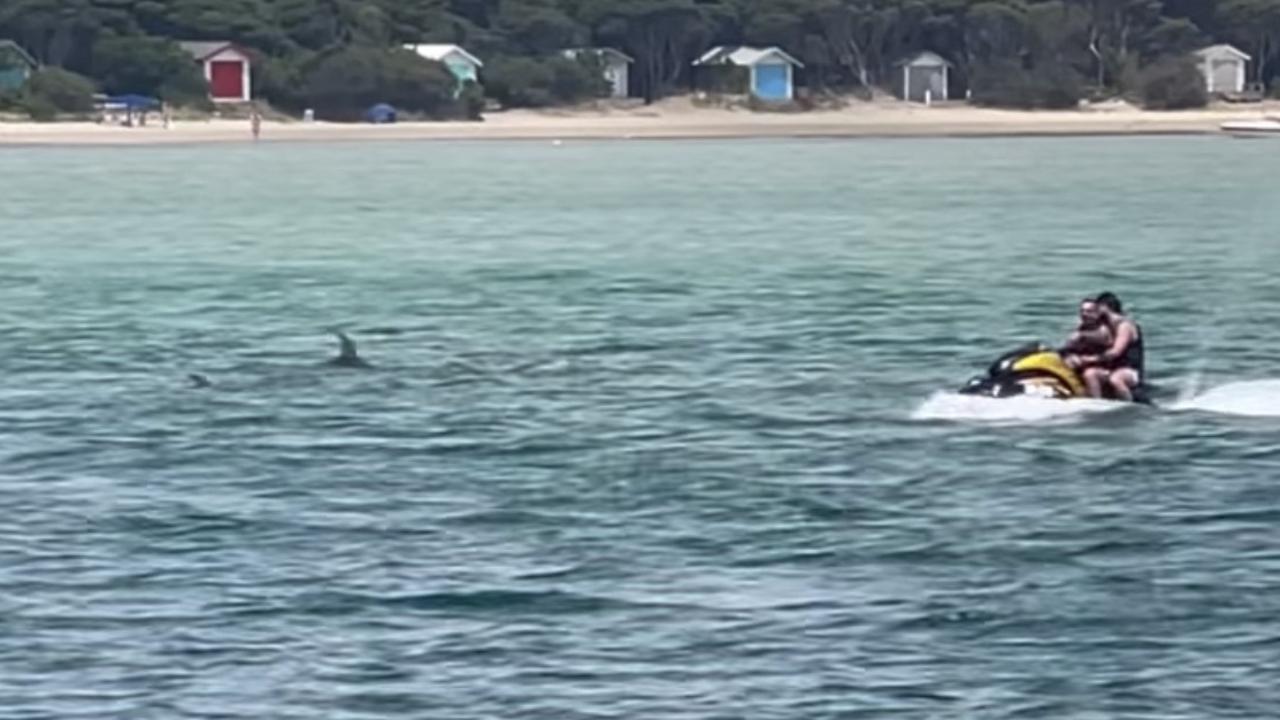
left=3, top=137, right=1280, bottom=718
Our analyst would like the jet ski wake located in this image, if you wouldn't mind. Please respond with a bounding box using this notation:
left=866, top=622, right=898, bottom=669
left=914, top=341, right=1280, bottom=422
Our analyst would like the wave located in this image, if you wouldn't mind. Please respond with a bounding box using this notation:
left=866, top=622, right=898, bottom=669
left=1168, top=379, right=1280, bottom=417
left=910, top=391, right=1127, bottom=424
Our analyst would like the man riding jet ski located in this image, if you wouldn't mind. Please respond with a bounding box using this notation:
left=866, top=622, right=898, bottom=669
left=959, top=293, right=1150, bottom=404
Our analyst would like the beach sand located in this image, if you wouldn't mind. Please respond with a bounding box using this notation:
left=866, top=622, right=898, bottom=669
left=2, top=97, right=1277, bottom=145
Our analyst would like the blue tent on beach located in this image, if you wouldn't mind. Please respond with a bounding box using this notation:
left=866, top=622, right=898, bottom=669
left=97, top=94, right=163, bottom=127
left=104, top=94, right=161, bottom=110
left=364, top=103, right=397, bottom=124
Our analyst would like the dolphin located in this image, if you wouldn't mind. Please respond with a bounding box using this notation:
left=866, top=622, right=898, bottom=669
left=188, top=372, right=212, bottom=389
left=328, top=330, right=371, bottom=368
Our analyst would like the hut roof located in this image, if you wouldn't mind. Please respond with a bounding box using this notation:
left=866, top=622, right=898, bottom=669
left=693, top=46, right=804, bottom=68
left=0, top=40, right=37, bottom=69
left=896, top=51, right=952, bottom=68
left=562, top=47, right=634, bottom=64
left=404, top=44, right=484, bottom=67
left=1195, top=44, right=1251, bottom=62
left=176, top=41, right=244, bottom=61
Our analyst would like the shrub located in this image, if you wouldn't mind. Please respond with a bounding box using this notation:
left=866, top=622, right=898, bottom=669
left=970, top=59, right=1082, bottom=109
left=970, top=60, right=1039, bottom=109
left=92, top=36, right=210, bottom=107
left=484, top=57, right=555, bottom=108
left=1139, top=55, right=1208, bottom=110
left=0, top=89, right=22, bottom=112
left=26, top=67, right=96, bottom=113
left=1035, top=65, right=1083, bottom=109
left=300, top=46, right=457, bottom=121
left=457, top=80, right=486, bottom=120
left=484, top=55, right=608, bottom=109
left=22, top=95, right=58, bottom=121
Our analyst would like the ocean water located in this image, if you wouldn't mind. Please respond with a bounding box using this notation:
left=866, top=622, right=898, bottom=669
left=2, top=136, right=1279, bottom=718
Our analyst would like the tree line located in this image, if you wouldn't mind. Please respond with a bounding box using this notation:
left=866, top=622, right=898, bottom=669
left=2, top=0, right=1279, bottom=118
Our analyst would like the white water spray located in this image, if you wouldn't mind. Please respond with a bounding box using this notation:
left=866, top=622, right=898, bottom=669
left=1169, top=380, right=1280, bottom=418
left=911, top=391, right=1126, bottom=425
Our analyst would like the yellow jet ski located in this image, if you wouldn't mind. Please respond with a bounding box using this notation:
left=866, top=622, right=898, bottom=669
left=958, top=342, right=1151, bottom=404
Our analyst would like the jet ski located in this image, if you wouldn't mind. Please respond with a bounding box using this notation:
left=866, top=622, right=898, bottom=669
left=958, top=341, right=1152, bottom=404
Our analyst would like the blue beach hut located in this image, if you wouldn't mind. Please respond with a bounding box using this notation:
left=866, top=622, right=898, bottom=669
left=693, top=46, right=804, bottom=102
left=0, top=40, right=37, bottom=92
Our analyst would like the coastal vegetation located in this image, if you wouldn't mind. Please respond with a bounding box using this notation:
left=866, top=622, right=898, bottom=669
left=1, top=0, right=1279, bottom=118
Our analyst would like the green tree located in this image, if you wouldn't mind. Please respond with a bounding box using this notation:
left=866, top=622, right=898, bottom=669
left=1139, top=17, right=1207, bottom=61
left=496, top=1, right=585, bottom=54
left=91, top=34, right=210, bottom=104
left=1219, top=0, right=1280, bottom=83
left=584, top=0, right=716, bottom=102
left=0, top=0, right=138, bottom=71
left=966, top=2, right=1030, bottom=66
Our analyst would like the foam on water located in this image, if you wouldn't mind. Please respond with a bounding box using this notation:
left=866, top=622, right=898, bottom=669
left=1169, top=379, right=1280, bottom=417
left=911, top=391, right=1125, bottom=424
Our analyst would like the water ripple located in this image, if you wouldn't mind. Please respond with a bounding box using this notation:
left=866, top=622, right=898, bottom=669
left=2, top=138, right=1280, bottom=718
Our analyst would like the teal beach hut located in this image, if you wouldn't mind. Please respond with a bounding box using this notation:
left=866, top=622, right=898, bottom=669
left=0, top=40, right=37, bottom=92
left=404, top=43, right=483, bottom=96
left=693, top=46, right=804, bottom=102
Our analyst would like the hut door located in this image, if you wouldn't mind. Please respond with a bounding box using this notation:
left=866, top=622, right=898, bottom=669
left=1211, top=60, right=1236, bottom=93
left=754, top=65, right=788, bottom=100
left=929, top=71, right=945, bottom=100
left=210, top=61, right=243, bottom=99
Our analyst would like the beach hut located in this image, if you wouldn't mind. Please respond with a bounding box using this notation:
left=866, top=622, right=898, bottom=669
left=177, top=41, right=253, bottom=102
left=404, top=44, right=483, bottom=90
left=693, top=46, right=804, bottom=102
left=896, top=51, right=951, bottom=103
left=562, top=48, right=634, bottom=98
left=0, top=40, right=37, bottom=92
left=1195, top=44, right=1251, bottom=95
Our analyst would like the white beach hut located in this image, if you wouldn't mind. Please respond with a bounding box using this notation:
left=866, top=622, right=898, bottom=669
left=1195, top=44, right=1251, bottom=95
left=896, top=51, right=951, bottom=104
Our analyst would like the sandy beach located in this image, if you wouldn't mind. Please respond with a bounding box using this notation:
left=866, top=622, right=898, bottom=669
left=2, top=97, right=1277, bottom=145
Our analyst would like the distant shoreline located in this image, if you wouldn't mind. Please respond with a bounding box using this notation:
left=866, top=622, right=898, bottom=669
left=2, top=98, right=1275, bottom=146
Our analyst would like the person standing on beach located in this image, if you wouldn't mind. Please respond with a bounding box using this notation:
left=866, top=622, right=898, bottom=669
left=250, top=106, right=262, bottom=141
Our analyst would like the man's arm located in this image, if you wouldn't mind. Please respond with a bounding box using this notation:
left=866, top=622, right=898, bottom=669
left=1063, top=326, right=1111, bottom=355
left=1091, top=322, right=1134, bottom=363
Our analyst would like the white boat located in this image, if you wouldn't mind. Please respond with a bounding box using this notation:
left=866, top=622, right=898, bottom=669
left=1221, top=117, right=1280, bottom=138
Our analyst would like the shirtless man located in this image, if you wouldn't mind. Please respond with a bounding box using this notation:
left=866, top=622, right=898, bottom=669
left=1062, top=297, right=1112, bottom=370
